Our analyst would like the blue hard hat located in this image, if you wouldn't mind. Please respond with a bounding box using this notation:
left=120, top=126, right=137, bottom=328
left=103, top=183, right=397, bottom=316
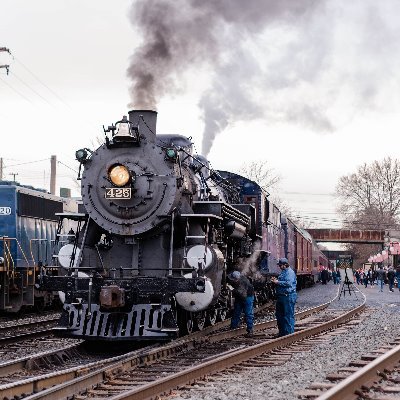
left=277, top=257, right=289, bottom=265
left=229, top=271, right=241, bottom=280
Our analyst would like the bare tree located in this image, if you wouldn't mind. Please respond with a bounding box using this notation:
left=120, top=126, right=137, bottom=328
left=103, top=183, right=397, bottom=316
left=238, top=160, right=281, bottom=193
left=336, top=157, right=400, bottom=229
left=336, top=157, right=400, bottom=266
left=237, top=161, right=310, bottom=229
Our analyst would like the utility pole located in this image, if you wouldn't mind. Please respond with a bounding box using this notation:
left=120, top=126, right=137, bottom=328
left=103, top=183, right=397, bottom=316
left=0, top=47, right=11, bottom=75
left=9, top=172, right=18, bottom=182
left=0, top=158, right=3, bottom=180
left=50, top=155, right=57, bottom=195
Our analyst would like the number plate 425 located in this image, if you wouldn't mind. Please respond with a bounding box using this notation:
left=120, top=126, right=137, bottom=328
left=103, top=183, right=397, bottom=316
left=105, top=188, right=132, bottom=199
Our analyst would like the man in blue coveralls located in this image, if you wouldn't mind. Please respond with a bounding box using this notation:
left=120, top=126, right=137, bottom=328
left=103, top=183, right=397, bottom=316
left=271, top=257, right=297, bottom=337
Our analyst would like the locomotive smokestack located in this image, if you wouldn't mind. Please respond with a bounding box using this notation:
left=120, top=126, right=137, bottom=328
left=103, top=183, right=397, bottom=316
left=128, top=110, right=157, bottom=144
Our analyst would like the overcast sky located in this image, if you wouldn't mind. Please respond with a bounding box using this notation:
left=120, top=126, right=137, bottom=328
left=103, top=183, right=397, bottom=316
left=1, top=0, right=400, bottom=240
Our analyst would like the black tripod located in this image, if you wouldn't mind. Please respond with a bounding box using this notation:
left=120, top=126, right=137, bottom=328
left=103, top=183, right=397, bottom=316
left=338, top=268, right=358, bottom=300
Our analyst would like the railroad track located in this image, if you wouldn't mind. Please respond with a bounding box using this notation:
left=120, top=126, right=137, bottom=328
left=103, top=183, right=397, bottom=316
left=0, top=290, right=361, bottom=400
left=0, top=314, right=60, bottom=345
left=104, top=302, right=366, bottom=400
left=298, top=334, right=400, bottom=399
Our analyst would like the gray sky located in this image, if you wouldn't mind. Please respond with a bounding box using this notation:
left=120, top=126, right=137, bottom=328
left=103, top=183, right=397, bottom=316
left=1, top=0, right=400, bottom=238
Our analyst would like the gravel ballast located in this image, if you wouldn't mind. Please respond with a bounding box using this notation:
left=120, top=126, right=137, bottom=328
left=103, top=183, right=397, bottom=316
left=171, top=281, right=400, bottom=400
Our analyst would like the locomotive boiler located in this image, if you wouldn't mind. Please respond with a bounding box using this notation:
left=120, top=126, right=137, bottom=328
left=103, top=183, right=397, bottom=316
left=40, top=110, right=255, bottom=341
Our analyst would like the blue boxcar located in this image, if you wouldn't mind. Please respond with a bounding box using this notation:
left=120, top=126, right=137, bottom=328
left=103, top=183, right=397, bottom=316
left=0, top=181, right=78, bottom=312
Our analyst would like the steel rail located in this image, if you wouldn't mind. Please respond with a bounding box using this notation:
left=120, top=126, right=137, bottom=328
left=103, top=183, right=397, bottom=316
left=316, top=342, right=400, bottom=400
left=0, top=347, right=151, bottom=400
left=9, top=288, right=355, bottom=400
left=0, top=328, right=55, bottom=345
left=208, top=300, right=334, bottom=343
left=192, top=283, right=341, bottom=341
left=109, top=300, right=366, bottom=400
left=0, top=343, right=80, bottom=377
left=0, top=315, right=59, bottom=333
left=0, top=301, right=335, bottom=400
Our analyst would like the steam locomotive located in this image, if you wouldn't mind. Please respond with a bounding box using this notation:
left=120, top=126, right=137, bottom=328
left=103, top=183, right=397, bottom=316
left=39, top=109, right=327, bottom=341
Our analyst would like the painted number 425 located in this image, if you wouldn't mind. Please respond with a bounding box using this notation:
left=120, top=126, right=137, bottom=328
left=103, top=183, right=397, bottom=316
left=105, top=188, right=131, bottom=199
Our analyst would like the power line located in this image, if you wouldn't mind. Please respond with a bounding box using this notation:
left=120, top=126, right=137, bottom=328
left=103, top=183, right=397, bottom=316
left=0, top=76, right=36, bottom=105
left=14, top=56, right=71, bottom=107
left=5, top=158, right=50, bottom=168
left=57, top=160, right=78, bottom=174
left=9, top=71, right=56, bottom=107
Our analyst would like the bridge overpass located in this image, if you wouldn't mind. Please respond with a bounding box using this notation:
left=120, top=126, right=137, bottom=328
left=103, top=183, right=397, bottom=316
left=306, top=229, right=385, bottom=244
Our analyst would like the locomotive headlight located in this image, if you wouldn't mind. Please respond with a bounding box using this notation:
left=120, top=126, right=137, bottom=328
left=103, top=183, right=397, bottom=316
left=109, top=165, right=130, bottom=187
left=165, top=148, right=177, bottom=161
left=76, top=148, right=88, bottom=163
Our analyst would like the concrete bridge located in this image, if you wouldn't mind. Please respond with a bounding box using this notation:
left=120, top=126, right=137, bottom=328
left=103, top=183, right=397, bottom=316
left=307, top=229, right=385, bottom=244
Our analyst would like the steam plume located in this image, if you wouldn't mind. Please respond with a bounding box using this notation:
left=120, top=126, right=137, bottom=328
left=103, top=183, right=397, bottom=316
left=127, top=0, right=323, bottom=155
left=128, top=0, right=397, bottom=156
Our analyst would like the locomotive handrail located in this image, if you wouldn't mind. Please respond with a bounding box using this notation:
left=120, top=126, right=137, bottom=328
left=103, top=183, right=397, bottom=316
left=0, top=237, right=32, bottom=292
left=168, top=208, right=176, bottom=276
left=0, top=238, right=14, bottom=276
left=0, top=237, right=31, bottom=268
left=29, top=238, right=55, bottom=266
left=180, top=213, right=223, bottom=220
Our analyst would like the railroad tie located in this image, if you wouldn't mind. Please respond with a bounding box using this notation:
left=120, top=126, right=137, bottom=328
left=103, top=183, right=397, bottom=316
left=296, top=388, right=326, bottom=398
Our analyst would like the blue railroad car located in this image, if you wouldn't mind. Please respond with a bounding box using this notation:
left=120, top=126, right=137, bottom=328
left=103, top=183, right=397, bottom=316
left=0, top=181, right=78, bottom=312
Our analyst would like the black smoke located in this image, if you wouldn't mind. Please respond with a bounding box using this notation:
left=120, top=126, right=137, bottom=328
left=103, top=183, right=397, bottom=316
left=127, top=0, right=334, bottom=155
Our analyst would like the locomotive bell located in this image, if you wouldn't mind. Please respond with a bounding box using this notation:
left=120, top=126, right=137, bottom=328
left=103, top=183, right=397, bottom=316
left=114, top=116, right=134, bottom=141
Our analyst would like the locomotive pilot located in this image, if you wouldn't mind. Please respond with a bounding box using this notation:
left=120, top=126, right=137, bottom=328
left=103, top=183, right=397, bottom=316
left=228, top=270, right=254, bottom=337
left=271, top=258, right=297, bottom=337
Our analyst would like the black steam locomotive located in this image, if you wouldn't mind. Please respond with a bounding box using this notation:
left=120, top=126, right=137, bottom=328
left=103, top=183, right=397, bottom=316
left=39, top=109, right=327, bottom=341
left=39, top=110, right=262, bottom=340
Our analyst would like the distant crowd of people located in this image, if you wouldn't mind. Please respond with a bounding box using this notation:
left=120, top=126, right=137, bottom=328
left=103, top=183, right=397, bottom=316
left=353, top=265, right=400, bottom=292
left=318, top=264, right=400, bottom=293
left=318, top=265, right=341, bottom=285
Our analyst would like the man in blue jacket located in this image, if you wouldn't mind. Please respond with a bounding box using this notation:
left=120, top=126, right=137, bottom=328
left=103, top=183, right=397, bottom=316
left=271, top=257, right=297, bottom=336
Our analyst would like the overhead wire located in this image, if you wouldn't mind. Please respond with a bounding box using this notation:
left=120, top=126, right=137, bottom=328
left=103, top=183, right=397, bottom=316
left=3, top=54, right=101, bottom=139
left=57, top=160, right=78, bottom=174
left=13, top=56, right=70, bottom=107
left=5, top=158, right=50, bottom=168
left=0, top=75, right=36, bottom=105
left=9, top=71, right=56, bottom=107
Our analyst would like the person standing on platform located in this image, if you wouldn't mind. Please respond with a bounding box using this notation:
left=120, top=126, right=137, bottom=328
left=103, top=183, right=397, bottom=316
left=336, top=269, right=341, bottom=284
left=396, top=266, right=400, bottom=291
left=321, top=267, right=329, bottom=284
left=376, top=265, right=386, bottom=292
left=355, top=270, right=361, bottom=285
left=228, top=271, right=254, bottom=336
left=271, top=258, right=297, bottom=337
left=332, top=269, right=338, bottom=284
left=363, top=270, right=369, bottom=288
left=387, top=266, right=395, bottom=292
